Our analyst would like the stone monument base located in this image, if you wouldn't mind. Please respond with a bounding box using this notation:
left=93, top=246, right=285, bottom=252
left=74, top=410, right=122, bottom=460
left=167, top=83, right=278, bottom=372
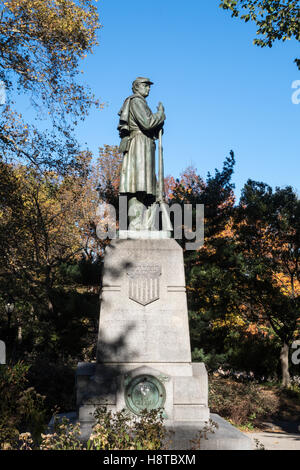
left=75, top=361, right=251, bottom=450
left=50, top=409, right=252, bottom=450
left=166, top=414, right=252, bottom=450
left=73, top=237, right=251, bottom=450
left=76, top=361, right=209, bottom=440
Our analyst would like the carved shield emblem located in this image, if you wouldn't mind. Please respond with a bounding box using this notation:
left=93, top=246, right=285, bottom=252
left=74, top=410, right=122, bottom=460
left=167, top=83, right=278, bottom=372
left=127, top=265, right=161, bottom=306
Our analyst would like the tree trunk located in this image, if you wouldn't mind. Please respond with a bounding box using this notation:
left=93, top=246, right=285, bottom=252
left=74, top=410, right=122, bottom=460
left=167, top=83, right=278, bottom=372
left=280, top=343, right=290, bottom=388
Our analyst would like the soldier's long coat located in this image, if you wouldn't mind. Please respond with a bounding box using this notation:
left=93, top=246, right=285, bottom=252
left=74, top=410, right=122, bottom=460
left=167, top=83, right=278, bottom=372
left=118, top=95, right=164, bottom=197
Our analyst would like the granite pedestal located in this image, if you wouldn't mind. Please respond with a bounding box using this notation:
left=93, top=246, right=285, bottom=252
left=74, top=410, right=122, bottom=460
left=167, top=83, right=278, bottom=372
left=76, top=237, right=251, bottom=450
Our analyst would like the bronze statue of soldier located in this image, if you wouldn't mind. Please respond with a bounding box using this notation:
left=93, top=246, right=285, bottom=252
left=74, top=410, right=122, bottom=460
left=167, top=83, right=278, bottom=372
left=118, top=77, right=166, bottom=230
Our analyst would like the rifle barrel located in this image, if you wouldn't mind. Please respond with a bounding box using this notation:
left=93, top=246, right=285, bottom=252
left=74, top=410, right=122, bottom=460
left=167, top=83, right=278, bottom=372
left=158, top=129, right=164, bottom=200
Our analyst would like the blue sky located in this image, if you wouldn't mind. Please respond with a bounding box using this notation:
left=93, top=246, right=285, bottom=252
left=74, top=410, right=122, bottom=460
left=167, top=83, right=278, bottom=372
left=10, top=1, right=300, bottom=199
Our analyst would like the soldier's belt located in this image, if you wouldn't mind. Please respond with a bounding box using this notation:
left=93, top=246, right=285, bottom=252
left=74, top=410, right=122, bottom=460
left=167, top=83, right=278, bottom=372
left=130, top=130, right=143, bottom=137
left=130, top=130, right=154, bottom=140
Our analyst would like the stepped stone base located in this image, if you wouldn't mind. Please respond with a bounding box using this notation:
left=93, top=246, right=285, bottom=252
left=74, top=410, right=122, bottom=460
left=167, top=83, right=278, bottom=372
left=76, top=361, right=209, bottom=440
left=49, top=409, right=251, bottom=450
left=166, top=414, right=252, bottom=450
left=75, top=362, right=251, bottom=450
left=74, top=237, right=252, bottom=450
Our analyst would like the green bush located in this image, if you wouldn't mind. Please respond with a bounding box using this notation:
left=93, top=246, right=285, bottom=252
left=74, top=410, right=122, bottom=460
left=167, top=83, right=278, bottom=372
left=192, top=347, right=228, bottom=371
left=223, top=330, right=281, bottom=378
left=2, top=407, right=168, bottom=451
left=87, top=407, right=167, bottom=450
left=0, top=362, right=47, bottom=449
left=28, top=358, right=76, bottom=415
left=39, top=417, right=83, bottom=450
left=191, top=328, right=281, bottom=379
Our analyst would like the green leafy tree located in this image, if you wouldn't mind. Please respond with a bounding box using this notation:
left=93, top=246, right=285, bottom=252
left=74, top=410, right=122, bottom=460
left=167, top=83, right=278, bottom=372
left=0, top=0, right=101, bottom=169
left=168, top=153, right=245, bottom=369
left=233, top=180, right=300, bottom=386
left=169, top=156, right=282, bottom=379
left=220, top=0, right=300, bottom=69
left=0, top=154, right=101, bottom=363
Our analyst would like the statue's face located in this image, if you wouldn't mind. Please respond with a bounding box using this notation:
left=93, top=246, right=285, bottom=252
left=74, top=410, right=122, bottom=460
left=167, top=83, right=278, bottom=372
left=136, top=82, right=150, bottom=98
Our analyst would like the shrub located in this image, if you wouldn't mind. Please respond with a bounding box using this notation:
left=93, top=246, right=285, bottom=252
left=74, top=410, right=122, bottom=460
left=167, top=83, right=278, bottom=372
left=0, top=362, right=47, bottom=449
left=87, top=407, right=167, bottom=450
left=192, top=347, right=228, bottom=371
left=40, top=417, right=83, bottom=450
left=28, top=358, right=76, bottom=415
left=209, top=375, right=279, bottom=426
left=1, top=407, right=168, bottom=450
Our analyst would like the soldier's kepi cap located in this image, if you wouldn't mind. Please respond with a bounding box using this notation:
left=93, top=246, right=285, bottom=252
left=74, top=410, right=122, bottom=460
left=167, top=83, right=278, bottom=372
left=133, top=77, right=154, bottom=85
